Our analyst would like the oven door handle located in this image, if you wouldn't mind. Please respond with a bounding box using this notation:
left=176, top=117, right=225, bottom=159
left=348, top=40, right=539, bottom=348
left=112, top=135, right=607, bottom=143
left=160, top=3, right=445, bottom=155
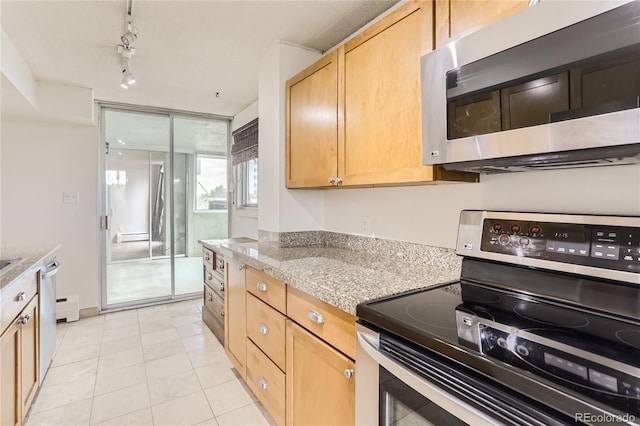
left=357, top=331, right=502, bottom=426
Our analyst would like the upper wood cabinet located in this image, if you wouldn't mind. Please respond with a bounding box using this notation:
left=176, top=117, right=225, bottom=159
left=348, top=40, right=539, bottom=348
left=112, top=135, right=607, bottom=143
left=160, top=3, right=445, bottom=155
left=286, top=1, right=477, bottom=188
left=286, top=51, right=339, bottom=188
left=435, top=0, right=529, bottom=47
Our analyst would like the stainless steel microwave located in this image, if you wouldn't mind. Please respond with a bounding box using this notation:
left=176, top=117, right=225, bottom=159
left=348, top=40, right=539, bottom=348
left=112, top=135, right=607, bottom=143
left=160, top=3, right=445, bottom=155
left=421, top=0, right=640, bottom=173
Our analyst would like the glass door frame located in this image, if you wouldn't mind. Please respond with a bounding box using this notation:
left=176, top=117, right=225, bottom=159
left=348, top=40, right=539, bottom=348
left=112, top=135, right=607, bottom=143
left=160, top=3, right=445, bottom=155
left=98, top=101, right=232, bottom=312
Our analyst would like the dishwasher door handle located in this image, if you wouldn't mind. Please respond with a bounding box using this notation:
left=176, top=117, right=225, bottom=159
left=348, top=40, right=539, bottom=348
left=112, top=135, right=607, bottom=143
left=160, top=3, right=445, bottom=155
left=41, top=261, right=61, bottom=279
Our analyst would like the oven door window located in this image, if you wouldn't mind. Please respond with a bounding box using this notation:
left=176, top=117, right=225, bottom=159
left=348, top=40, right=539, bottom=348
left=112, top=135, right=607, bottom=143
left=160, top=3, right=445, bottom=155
left=379, top=367, right=467, bottom=426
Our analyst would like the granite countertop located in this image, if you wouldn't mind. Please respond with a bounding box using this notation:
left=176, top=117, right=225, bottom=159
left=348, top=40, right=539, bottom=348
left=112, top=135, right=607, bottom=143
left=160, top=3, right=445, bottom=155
left=0, top=245, right=61, bottom=291
left=200, top=239, right=461, bottom=316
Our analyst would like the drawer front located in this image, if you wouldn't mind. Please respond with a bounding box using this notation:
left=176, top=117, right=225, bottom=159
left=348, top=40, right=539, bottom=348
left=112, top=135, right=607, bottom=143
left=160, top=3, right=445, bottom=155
left=246, top=267, right=287, bottom=314
left=246, top=340, right=286, bottom=426
left=1, top=272, right=37, bottom=333
left=203, top=284, right=224, bottom=325
left=246, top=293, right=286, bottom=371
left=204, top=267, right=224, bottom=299
left=203, top=247, right=215, bottom=267
left=287, top=287, right=356, bottom=359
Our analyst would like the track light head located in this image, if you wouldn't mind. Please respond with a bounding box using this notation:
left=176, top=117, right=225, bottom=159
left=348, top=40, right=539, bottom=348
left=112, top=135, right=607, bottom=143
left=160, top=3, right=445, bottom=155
left=120, top=20, right=138, bottom=47
left=120, top=61, right=136, bottom=89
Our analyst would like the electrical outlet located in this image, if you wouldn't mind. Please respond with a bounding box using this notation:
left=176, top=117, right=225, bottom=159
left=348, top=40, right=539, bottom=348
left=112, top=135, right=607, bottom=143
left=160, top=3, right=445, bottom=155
left=63, top=192, right=80, bottom=204
left=361, top=216, right=370, bottom=234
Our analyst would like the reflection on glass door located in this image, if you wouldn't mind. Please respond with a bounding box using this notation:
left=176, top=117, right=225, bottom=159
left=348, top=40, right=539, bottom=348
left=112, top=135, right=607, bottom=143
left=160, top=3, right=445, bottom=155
left=101, top=108, right=229, bottom=310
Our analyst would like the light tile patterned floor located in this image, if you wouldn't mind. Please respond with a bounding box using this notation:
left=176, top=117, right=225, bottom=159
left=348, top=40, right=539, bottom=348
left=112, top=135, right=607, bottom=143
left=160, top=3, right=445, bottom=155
left=25, top=300, right=275, bottom=426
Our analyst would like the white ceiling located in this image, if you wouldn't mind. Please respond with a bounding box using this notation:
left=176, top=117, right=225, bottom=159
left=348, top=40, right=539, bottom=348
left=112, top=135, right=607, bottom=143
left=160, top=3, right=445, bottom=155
left=1, top=0, right=397, bottom=118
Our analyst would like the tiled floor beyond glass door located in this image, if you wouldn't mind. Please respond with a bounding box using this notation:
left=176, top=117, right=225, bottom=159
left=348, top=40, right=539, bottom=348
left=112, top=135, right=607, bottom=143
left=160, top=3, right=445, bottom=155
left=25, top=300, right=274, bottom=426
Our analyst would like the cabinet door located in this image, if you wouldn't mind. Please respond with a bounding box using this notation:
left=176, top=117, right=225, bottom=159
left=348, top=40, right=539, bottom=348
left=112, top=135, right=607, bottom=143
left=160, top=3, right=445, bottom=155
left=1, top=321, right=20, bottom=426
left=20, top=297, right=38, bottom=419
left=340, top=3, right=436, bottom=186
left=225, top=260, right=246, bottom=379
left=286, top=320, right=355, bottom=426
left=436, top=0, right=529, bottom=47
left=286, top=51, right=338, bottom=188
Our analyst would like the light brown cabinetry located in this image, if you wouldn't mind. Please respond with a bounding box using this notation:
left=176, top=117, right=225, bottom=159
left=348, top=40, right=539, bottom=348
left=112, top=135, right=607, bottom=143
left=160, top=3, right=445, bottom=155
left=286, top=1, right=476, bottom=189
left=225, top=259, right=246, bottom=379
left=202, top=248, right=225, bottom=345
left=246, top=340, right=286, bottom=426
left=1, top=279, right=39, bottom=426
left=286, top=320, right=355, bottom=426
left=286, top=286, right=357, bottom=426
left=435, top=0, right=529, bottom=47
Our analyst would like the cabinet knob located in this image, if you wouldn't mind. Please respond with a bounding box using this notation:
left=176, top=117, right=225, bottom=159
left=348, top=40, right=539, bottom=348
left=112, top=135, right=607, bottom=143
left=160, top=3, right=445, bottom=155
left=256, top=282, right=268, bottom=292
left=335, top=177, right=343, bottom=185
left=16, top=292, right=27, bottom=301
left=307, top=310, right=325, bottom=324
left=221, top=310, right=225, bottom=317
left=205, top=253, right=210, bottom=261
left=18, top=313, right=30, bottom=325
left=258, top=323, right=269, bottom=335
left=207, top=272, right=213, bottom=281
left=328, top=177, right=336, bottom=184
left=207, top=291, right=213, bottom=302
left=257, top=377, right=268, bottom=390
left=344, top=369, right=355, bottom=379
left=220, top=284, right=224, bottom=292
left=238, top=265, right=244, bottom=271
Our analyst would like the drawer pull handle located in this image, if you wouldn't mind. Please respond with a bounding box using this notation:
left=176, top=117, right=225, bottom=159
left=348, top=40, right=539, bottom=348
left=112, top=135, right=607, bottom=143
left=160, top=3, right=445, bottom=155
left=205, top=253, right=210, bottom=261
left=220, top=284, right=224, bottom=292
left=221, top=310, right=225, bottom=317
left=207, top=272, right=213, bottom=281
left=16, top=292, right=27, bottom=301
left=257, top=377, right=268, bottom=390
left=258, top=323, right=269, bottom=335
left=344, top=369, right=355, bottom=379
left=256, top=282, right=268, bottom=292
left=18, top=314, right=31, bottom=325
left=207, top=291, right=213, bottom=302
left=307, top=310, right=325, bottom=324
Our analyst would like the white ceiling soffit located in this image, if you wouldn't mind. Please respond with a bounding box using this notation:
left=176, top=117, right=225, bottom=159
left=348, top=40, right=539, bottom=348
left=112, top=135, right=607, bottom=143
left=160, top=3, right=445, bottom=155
left=0, top=1, right=398, bottom=117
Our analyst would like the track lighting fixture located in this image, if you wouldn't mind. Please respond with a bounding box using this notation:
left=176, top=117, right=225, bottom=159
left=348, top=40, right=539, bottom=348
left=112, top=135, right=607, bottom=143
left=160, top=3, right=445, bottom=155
left=120, top=59, right=136, bottom=89
left=117, top=8, right=139, bottom=89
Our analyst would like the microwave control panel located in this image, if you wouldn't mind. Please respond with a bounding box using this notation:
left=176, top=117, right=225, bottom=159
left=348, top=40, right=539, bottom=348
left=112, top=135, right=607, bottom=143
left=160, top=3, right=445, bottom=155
left=480, top=219, right=640, bottom=273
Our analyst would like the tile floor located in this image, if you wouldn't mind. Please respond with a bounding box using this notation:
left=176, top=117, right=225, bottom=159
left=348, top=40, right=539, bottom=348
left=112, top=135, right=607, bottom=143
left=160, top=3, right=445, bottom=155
left=25, top=299, right=275, bottom=426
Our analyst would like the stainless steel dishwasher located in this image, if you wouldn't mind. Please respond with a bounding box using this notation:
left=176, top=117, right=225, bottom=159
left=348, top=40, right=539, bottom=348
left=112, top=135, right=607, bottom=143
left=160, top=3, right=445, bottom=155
left=39, top=260, right=60, bottom=385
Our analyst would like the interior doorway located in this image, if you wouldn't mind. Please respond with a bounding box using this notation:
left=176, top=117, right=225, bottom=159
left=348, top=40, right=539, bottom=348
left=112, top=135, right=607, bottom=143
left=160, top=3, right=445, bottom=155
left=100, top=106, right=229, bottom=310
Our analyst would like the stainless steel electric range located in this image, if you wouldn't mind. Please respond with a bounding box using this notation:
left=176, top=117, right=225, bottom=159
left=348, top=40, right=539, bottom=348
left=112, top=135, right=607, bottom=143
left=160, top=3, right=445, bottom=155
left=356, top=210, right=640, bottom=425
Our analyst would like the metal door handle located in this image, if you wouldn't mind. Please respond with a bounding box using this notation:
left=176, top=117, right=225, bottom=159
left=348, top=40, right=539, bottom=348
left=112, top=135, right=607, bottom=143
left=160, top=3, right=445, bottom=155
left=257, top=377, right=268, bottom=390
left=16, top=292, right=27, bottom=301
left=256, top=282, right=268, bottom=292
left=258, top=323, right=269, bottom=335
left=307, top=310, right=325, bottom=324
left=344, top=369, right=355, bottom=379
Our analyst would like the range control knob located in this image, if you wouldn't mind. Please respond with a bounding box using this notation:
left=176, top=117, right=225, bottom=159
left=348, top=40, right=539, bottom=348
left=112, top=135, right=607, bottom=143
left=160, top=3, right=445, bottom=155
left=498, top=234, right=511, bottom=246
left=529, top=225, right=541, bottom=236
left=492, top=223, right=503, bottom=232
left=519, top=237, right=531, bottom=247
left=510, top=224, right=521, bottom=233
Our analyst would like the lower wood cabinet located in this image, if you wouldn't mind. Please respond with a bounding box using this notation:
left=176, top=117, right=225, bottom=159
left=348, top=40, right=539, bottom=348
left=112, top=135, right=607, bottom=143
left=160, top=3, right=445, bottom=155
left=285, top=320, right=355, bottom=426
left=225, top=260, right=246, bottom=380
left=1, top=295, right=38, bottom=426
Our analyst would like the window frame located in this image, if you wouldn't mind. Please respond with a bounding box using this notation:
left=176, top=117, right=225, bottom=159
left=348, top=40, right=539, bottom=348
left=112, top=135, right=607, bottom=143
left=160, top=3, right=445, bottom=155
left=195, top=153, right=228, bottom=212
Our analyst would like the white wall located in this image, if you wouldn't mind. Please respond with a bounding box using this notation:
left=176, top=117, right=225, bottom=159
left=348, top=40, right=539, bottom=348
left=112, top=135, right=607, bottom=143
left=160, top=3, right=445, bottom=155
left=1, top=118, right=100, bottom=310
left=230, top=100, right=259, bottom=239
left=258, top=42, right=324, bottom=233
left=324, top=165, right=640, bottom=249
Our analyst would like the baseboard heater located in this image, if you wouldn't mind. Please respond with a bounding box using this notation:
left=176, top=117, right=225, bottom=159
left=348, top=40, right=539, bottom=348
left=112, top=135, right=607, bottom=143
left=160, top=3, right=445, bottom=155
left=56, top=295, right=80, bottom=322
left=116, top=232, right=150, bottom=243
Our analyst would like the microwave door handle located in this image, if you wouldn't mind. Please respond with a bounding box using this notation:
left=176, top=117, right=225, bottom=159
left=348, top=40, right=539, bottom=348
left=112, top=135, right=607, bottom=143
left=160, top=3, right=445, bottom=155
left=357, top=331, right=500, bottom=426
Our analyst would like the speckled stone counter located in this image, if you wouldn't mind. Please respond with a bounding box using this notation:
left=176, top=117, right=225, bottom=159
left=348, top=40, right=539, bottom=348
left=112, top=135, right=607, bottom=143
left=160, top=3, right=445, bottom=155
left=0, top=245, right=61, bottom=291
left=200, top=239, right=461, bottom=316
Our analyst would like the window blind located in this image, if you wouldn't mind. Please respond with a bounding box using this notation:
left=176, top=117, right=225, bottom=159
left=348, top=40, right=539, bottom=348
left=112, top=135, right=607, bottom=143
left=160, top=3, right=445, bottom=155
left=231, top=118, right=258, bottom=165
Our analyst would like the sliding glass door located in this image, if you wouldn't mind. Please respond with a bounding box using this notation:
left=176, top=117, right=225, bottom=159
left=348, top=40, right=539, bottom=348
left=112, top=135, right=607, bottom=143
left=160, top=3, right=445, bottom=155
left=100, top=107, right=229, bottom=310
